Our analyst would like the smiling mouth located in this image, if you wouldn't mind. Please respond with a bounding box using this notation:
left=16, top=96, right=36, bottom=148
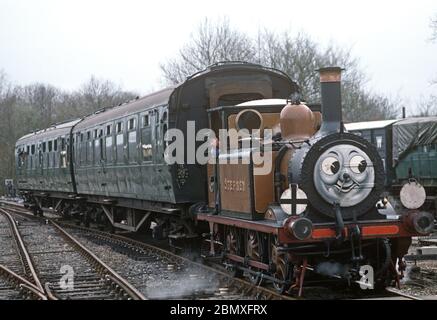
left=334, top=182, right=358, bottom=193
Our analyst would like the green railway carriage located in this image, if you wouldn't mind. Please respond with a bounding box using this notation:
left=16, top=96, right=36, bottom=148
left=72, top=88, right=177, bottom=204
left=392, top=117, right=437, bottom=188
left=395, top=144, right=437, bottom=186
left=15, top=119, right=79, bottom=196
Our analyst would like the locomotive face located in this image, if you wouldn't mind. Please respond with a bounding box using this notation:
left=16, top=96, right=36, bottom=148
left=314, top=144, right=374, bottom=207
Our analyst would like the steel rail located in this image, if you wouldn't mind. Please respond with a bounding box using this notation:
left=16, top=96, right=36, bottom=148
left=2, top=203, right=146, bottom=300
left=49, top=220, right=146, bottom=300
left=58, top=221, right=294, bottom=300
left=385, top=287, right=423, bottom=300
left=2, top=202, right=291, bottom=300
left=0, top=208, right=44, bottom=293
left=0, top=265, right=47, bottom=300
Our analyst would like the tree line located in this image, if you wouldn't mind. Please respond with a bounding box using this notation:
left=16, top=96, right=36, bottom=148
left=161, top=18, right=402, bottom=122
left=0, top=72, right=137, bottom=193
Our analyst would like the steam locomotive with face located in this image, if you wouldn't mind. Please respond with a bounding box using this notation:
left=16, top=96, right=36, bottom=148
left=14, top=62, right=433, bottom=296
left=194, top=67, right=434, bottom=294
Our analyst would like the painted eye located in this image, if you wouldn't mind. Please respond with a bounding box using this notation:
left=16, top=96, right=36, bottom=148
left=321, top=157, right=340, bottom=175
left=350, top=155, right=367, bottom=173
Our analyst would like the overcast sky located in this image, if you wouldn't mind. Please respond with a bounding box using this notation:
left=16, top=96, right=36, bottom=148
left=1, top=0, right=436, bottom=110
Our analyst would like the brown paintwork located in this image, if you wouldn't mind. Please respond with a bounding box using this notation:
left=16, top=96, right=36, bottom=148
left=280, top=102, right=317, bottom=140
left=313, top=111, right=322, bottom=130
left=253, top=151, right=276, bottom=213
left=318, top=67, right=343, bottom=83
left=219, top=163, right=252, bottom=213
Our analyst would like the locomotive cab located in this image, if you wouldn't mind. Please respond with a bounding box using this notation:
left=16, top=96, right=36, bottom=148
left=205, top=99, right=321, bottom=220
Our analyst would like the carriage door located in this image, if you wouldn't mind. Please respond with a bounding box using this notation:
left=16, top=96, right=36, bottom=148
left=39, top=143, right=44, bottom=176
left=152, top=108, right=162, bottom=164
left=140, top=111, right=152, bottom=162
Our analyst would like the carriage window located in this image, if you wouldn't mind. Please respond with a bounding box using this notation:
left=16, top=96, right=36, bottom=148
left=42, top=142, right=46, bottom=152
left=60, top=151, right=67, bottom=168
left=128, top=131, right=137, bottom=162
left=143, top=114, right=149, bottom=127
left=163, top=124, right=168, bottom=148
left=128, top=118, right=136, bottom=130
left=94, top=129, right=98, bottom=139
left=106, top=136, right=113, bottom=162
left=87, top=131, right=91, bottom=140
left=116, top=133, right=124, bottom=145
left=376, top=136, right=383, bottom=149
left=106, top=124, right=112, bottom=136
left=94, top=139, right=101, bottom=164
left=48, top=141, right=53, bottom=152
left=116, top=132, right=124, bottom=164
left=80, top=133, right=84, bottom=142
left=162, top=111, right=167, bottom=122
left=116, top=122, right=123, bottom=133
left=54, top=139, right=58, bottom=151
left=18, top=149, right=26, bottom=168
left=61, top=138, right=66, bottom=150
left=31, top=145, right=35, bottom=155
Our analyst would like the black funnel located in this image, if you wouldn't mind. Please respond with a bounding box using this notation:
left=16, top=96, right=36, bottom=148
left=317, top=67, right=344, bottom=134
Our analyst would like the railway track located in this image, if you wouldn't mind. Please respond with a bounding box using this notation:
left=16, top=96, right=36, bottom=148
left=0, top=205, right=144, bottom=300
left=383, top=287, right=424, bottom=300
left=58, top=223, right=290, bottom=300
left=1, top=202, right=291, bottom=300
left=0, top=265, right=47, bottom=300
left=0, top=208, right=46, bottom=299
left=2, top=201, right=434, bottom=301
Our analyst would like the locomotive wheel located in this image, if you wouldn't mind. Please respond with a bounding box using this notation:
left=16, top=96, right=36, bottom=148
left=225, top=227, right=239, bottom=254
left=246, top=231, right=261, bottom=261
left=271, top=242, right=291, bottom=294
left=224, top=226, right=243, bottom=278
left=246, top=231, right=264, bottom=285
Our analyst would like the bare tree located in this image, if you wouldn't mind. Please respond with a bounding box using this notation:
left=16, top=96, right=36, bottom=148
left=415, top=95, right=437, bottom=116
left=161, top=21, right=397, bottom=122
left=0, top=72, right=21, bottom=191
left=0, top=70, right=138, bottom=194
left=77, top=76, right=137, bottom=115
left=161, top=17, right=256, bottom=84
left=22, top=83, right=60, bottom=128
